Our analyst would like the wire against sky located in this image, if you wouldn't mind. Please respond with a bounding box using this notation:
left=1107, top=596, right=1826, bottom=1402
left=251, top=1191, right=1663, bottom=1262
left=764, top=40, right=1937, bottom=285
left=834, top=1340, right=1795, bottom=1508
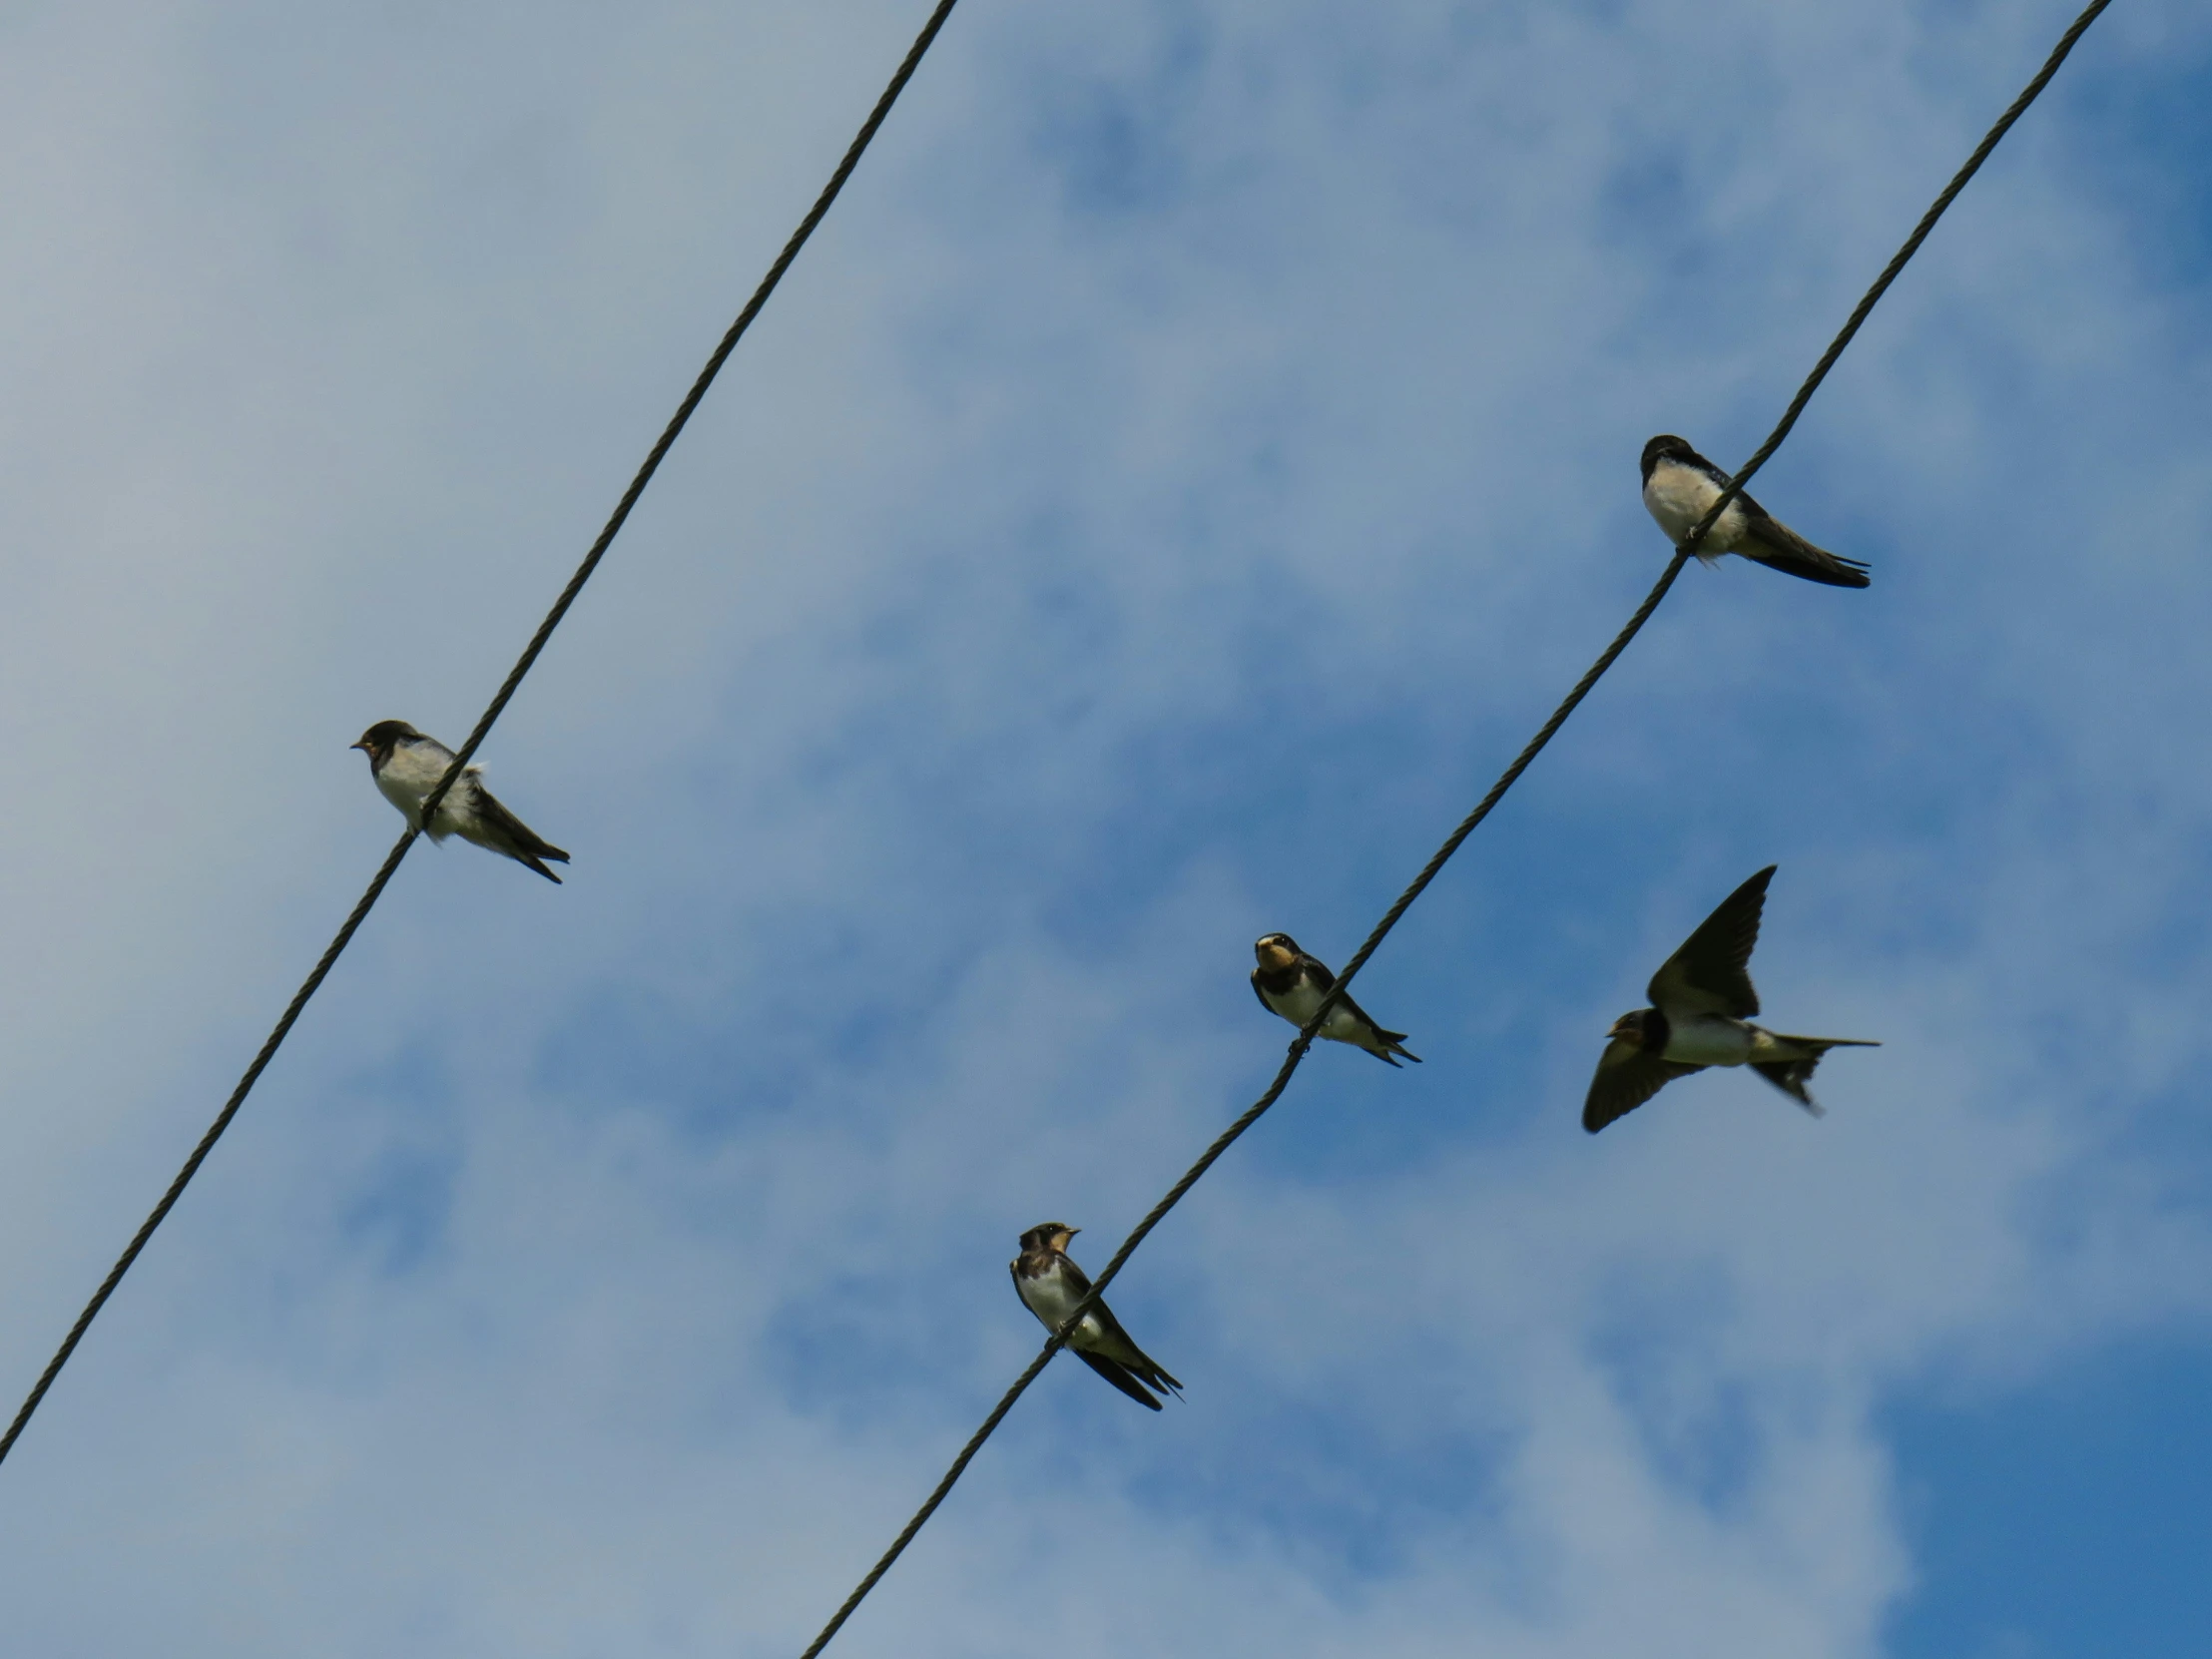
left=0, top=0, right=966, bottom=1473
left=792, top=2, right=2113, bottom=1652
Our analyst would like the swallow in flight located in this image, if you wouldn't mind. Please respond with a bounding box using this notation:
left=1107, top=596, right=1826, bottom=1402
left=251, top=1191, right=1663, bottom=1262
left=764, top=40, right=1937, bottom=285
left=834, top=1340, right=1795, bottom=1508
left=1585, top=865, right=1877, bottom=1132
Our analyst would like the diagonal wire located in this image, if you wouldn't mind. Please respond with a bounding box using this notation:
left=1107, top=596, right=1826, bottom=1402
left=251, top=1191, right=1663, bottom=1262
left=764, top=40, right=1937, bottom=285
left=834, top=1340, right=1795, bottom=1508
left=793, top=2, right=2109, bottom=1651
left=793, top=551, right=1693, bottom=1659
left=0, top=0, right=964, bottom=1473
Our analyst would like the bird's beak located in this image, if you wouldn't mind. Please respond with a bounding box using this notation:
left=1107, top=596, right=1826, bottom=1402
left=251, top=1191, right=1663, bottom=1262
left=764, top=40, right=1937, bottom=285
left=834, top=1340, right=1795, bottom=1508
left=1065, top=1228, right=1080, bottom=1239
left=349, top=741, right=367, bottom=752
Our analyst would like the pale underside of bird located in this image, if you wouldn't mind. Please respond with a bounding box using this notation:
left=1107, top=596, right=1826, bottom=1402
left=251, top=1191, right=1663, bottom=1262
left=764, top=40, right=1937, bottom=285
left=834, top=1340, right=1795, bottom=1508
left=1641, top=434, right=1872, bottom=589
left=350, top=720, right=570, bottom=883
left=1011, top=1224, right=1182, bottom=1410
left=1251, top=933, right=1420, bottom=1066
left=1584, top=864, right=1878, bottom=1133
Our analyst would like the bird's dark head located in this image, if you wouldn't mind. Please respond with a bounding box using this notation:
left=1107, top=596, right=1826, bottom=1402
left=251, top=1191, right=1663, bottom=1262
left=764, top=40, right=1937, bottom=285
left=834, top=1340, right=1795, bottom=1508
left=1640, top=434, right=1698, bottom=480
left=1254, top=933, right=1302, bottom=971
left=1608, top=1008, right=1655, bottom=1045
left=1018, top=1223, right=1078, bottom=1255
left=350, top=720, right=420, bottom=768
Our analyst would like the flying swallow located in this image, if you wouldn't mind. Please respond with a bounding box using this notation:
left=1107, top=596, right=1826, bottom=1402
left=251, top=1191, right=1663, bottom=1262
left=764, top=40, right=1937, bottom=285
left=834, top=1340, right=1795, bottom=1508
left=1641, top=435, right=1870, bottom=588
left=1584, top=865, right=1878, bottom=1132
left=350, top=720, right=570, bottom=883
left=1011, top=1223, right=1182, bottom=1411
left=1252, top=933, right=1420, bottom=1066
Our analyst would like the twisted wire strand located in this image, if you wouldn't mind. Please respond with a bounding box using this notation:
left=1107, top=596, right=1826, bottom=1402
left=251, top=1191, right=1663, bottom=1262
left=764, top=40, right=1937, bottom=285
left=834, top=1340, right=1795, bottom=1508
left=0, top=0, right=964, bottom=1471
left=794, top=3, right=2110, bottom=1649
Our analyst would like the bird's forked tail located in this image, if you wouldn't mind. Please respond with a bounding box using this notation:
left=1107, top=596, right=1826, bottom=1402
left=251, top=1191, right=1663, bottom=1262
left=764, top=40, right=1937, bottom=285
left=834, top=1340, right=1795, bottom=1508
left=1750, top=1036, right=1879, bottom=1115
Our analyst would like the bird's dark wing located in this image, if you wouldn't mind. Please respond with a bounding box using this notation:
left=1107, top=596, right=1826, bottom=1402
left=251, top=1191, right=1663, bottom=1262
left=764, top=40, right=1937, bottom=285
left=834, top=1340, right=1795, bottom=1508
left=1298, top=953, right=1338, bottom=990
left=1734, top=503, right=1872, bottom=588
left=1087, top=1303, right=1183, bottom=1395
left=1073, top=1349, right=1166, bottom=1410
left=1749, top=1060, right=1826, bottom=1115
left=1648, top=865, right=1775, bottom=1017
left=1055, top=1253, right=1095, bottom=1299
left=468, top=780, right=571, bottom=882
left=1050, top=1255, right=1182, bottom=1404
left=1251, top=971, right=1277, bottom=1014
left=1583, top=1039, right=1706, bottom=1133
left=1343, top=993, right=1419, bottom=1065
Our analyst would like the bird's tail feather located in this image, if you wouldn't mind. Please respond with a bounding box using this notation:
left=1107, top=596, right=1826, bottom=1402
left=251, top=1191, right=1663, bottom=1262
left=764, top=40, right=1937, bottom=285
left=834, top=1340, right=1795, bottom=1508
left=1752, top=1037, right=1879, bottom=1115
left=1075, top=1351, right=1167, bottom=1410
left=1373, top=1028, right=1420, bottom=1065
left=1746, top=545, right=1873, bottom=589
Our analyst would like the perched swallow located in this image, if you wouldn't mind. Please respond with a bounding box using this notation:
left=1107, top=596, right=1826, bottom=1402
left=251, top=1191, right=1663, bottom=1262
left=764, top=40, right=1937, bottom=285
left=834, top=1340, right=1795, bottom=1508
left=1011, top=1224, right=1182, bottom=1411
left=1584, top=865, right=1878, bottom=1133
left=350, top=720, right=570, bottom=883
left=1641, top=435, right=1870, bottom=588
left=1251, top=933, right=1420, bottom=1066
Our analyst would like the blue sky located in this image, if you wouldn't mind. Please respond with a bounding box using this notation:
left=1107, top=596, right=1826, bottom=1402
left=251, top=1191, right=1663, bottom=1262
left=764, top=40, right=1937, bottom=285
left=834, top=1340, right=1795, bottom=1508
left=1, top=1, right=2209, bottom=1654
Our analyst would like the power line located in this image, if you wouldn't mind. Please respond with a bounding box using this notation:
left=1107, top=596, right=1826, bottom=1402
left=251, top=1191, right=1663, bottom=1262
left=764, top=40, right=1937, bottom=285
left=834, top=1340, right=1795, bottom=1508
left=796, top=557, right=1695, bottom=1659
left=792, top=3, right=2110, bottom=1651
left=0, top=0, right=965, bottom=1473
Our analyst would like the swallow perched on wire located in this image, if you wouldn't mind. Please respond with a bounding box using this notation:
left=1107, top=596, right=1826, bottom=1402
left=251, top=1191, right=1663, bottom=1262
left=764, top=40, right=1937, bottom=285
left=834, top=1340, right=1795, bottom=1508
left=1010, top=1223, right=1182, bottom=1411
left=1251, top=933, right=1420, bottom=1066
left=1641, top=435, right=1871, bottom=588
left=350, top=720, right=570, bottom=883
left=1584, top=865, right=1877, bottom=1133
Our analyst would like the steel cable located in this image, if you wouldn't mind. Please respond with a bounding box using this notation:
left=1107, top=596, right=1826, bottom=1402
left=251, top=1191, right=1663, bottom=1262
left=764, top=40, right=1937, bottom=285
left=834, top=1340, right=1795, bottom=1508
left=793, top=3, right=2110, bottom=1650
left=0, top=0, right=964, bottom=1471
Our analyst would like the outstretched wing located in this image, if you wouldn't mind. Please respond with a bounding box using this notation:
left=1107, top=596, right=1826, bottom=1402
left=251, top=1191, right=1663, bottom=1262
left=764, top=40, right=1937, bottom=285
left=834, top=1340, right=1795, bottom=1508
left=1648, top=865, right=1775, bottom=1017
left=1583, top=1038, right=1706, bottom=1133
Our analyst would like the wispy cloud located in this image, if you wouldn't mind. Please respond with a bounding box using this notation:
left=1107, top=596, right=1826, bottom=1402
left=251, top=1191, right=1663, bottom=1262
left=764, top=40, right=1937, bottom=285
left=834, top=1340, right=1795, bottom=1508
left=1, top=1, right=2207, bottom=1654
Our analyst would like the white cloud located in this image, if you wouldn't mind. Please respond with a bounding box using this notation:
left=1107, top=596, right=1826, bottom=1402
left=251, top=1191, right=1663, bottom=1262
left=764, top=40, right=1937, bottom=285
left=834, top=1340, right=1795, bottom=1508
left=0, top=0, right=2208, bottom=1653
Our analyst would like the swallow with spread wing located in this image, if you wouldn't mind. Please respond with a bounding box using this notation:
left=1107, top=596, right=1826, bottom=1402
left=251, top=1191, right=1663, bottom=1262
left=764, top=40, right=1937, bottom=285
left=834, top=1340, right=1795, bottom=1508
left=1585, top=865, right=1877, bottom=1133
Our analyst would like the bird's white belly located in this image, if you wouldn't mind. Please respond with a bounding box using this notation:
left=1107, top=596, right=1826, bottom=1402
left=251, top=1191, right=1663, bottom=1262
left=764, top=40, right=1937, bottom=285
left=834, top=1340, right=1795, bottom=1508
left=1020, top=1272, right=1104, bottom=1346
left=1271, top=979, right=1327, bottom=1023
left=1319, top=1001, right=1368, bottom=1043
left=1644, top=467, right=1746, bottom=553
left=378, top=747, right=477, bottom=838
left=374, top=766, right=431, bottom=830
left=1270, top=979, right=1361, bottom=1041
left=1664, top=1014, right=1755, bottom=1066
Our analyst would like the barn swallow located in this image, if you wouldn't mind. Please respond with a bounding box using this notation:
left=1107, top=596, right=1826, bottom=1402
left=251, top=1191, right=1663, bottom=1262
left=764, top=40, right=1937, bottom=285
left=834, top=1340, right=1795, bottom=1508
left=1251, top=933, right=1420, bottom=1066
left=350, top=720, right=570, bottom=882
left=1010, top=1224, right=1182, bottom=1411
left=1641, top=435, right=1871, bottom=588
left=1584, top=865, right=1878, bottom=1132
